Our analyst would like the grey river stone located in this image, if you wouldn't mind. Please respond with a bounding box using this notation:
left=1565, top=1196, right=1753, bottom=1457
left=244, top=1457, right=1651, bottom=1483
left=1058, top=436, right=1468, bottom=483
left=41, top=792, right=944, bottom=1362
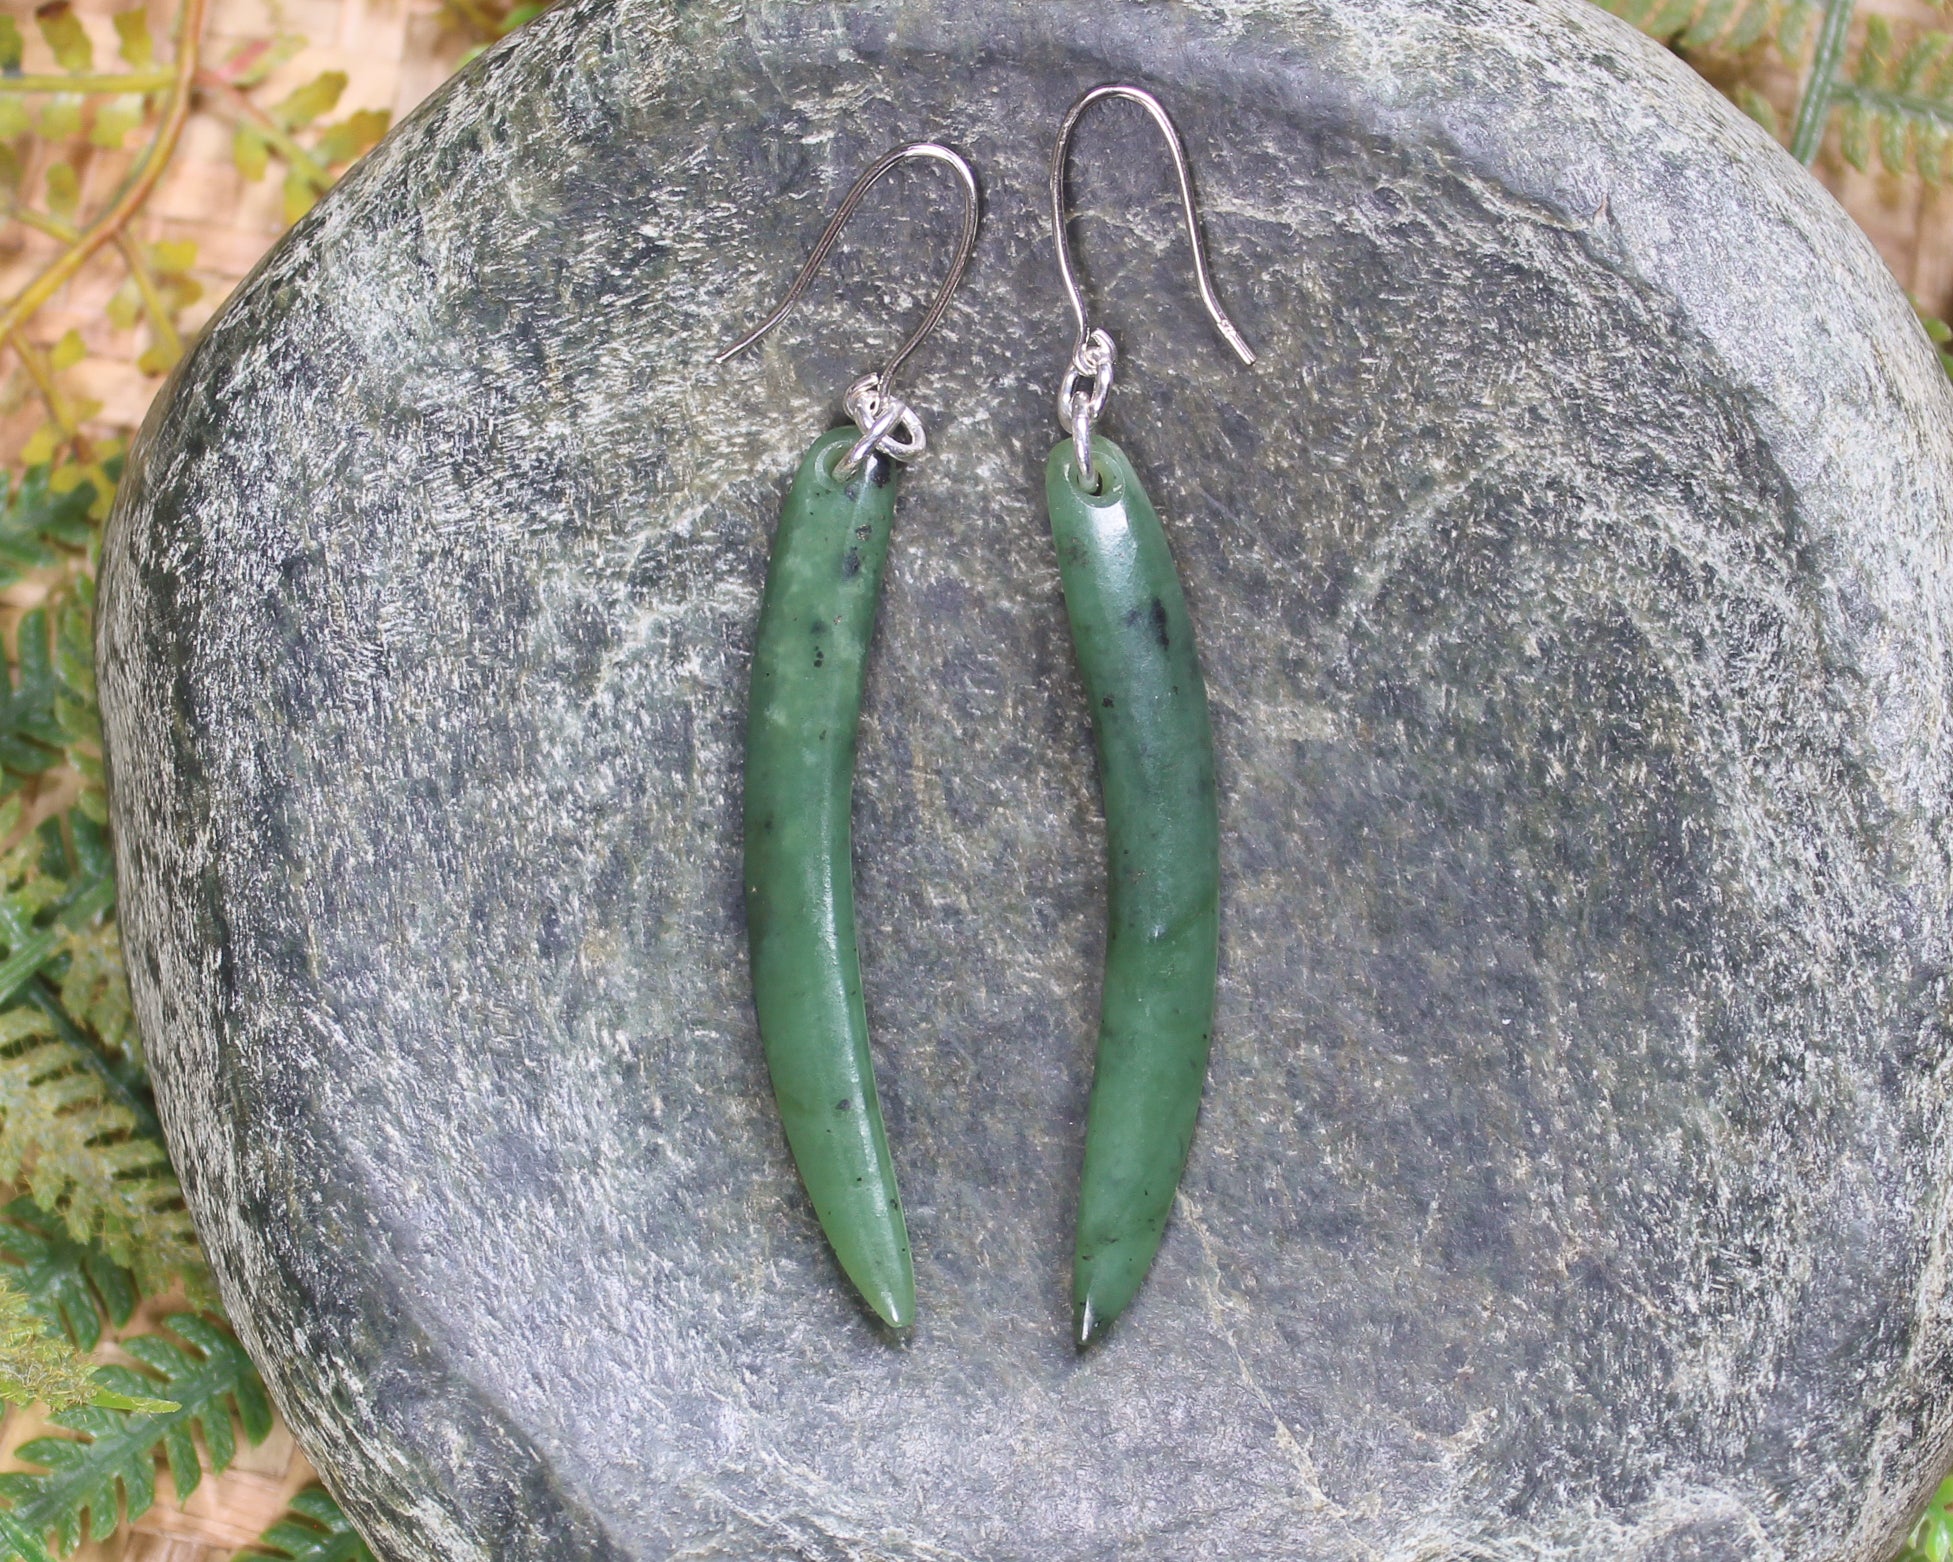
left=94, top=0, right=1953, bottom=1557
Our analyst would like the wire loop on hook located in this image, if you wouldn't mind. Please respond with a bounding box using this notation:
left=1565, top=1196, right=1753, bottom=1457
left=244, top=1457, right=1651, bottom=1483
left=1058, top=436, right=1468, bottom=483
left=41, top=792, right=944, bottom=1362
left=841, top=374, right=926, bottom=477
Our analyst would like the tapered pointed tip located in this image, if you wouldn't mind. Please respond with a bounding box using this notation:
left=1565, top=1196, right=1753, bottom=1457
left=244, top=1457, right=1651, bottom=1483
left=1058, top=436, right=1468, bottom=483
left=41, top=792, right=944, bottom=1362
left=1074, top=1295, right=1111, bottom=1350
left=876, top=1292, right=916, bottom=1333
left=858, top=1268, right=915, bottom=1332
left=1073, top=1230, right=1162, bottom=1347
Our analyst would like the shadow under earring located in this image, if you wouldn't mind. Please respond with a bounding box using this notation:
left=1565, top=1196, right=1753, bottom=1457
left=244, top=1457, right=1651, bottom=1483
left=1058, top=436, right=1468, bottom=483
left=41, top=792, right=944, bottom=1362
left=1043, top=85, right=1256, bottom=1348
left=717, top=142, right=981, bottom=1331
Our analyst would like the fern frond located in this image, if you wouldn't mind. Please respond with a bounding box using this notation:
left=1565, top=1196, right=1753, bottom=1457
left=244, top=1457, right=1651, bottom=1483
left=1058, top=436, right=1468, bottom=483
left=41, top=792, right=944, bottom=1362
left=0, top=1275, right=105, bottom=1412
left=0, top=1315, right=267, bottom=1557
left=1857, top=11, right=1899, bottom=84
left=0, top=1274, right=166, bottom=1419
left=1733, top=82, right=1784, bottom=135
left=53, top=925, right=135, bottom=1069
left=1894, top=27, right=1953, bottom=92
left=0, top=581, right=104, bottom=816
left=22, top=984, right=158, bottom=1144
left=1783, top=0, right=1823, bottom=60
left=238, top=1488, right=376, bottom=1562
left=0, top=1196, right=134, bottom=1352
left=49, top=580, right=101, bottom=826
left=0, top=1009, right=202, bottom=1297
left=0, top=813, right=110, bottom=1034
left=0, top=602, right=66, bottom=797
left=0, top=807, right=195, bottom=1297
left=0, top=467, right=94, bottom=595
left=1839, top=95, right=1875, bottom=167
left=1821, top=14, right=1953, bottom=175
left=0, top=1513, right=54, bottom=1562
left=1594, top=0, right=1815, bottom=59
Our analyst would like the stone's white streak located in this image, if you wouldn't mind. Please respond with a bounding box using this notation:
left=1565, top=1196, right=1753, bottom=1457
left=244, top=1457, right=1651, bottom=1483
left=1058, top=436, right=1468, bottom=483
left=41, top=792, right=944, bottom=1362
left=94, top=0, right=1953, bottom=1558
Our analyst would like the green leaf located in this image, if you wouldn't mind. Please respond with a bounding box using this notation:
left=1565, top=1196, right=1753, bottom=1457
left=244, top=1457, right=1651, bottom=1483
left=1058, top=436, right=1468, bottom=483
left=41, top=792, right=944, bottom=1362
left=238, top=1487, right=376, bottom=1562
left=272, top=71, right=348, bottom=131
left=1858, top=15, right=1897, bottom=85
left=1926, top=126, right=1953, bottom=182
left=1895, top=31, right=1950, bottom=93
left=52, top=925, right=134, bottom=1072
left=1725, top=0, right=1777, bottom=54
left=89, top=96, right=142, bottom=151
left=0, top=1510, right=56, bottom=1562
left=0, top=818, right=202, bottom=1296
left=0, top=568, right=105, bottom=817
left=0, top=17, right=24, bottom=73
left=1646, top=0, right=1698, bottom=39
left=0, top=466, right=91, bottom=590
left=1881, top=104, right=1912, bottom=172
left=0, top=1197, right=134, bottom=1352
left=282, top=167, right=319, bottom=225
left=314, top=108, right=389, bottom=167
left=42, top=162, right=77, bottom=221
left=23, top=977, right=155, bottom=1138
left=33, top=4, right=91, bottom=75
left=104, top=279, right=141, bottom=331
left=0, top=1275, right=104, bottom=1414
left=37, top=96, right=79, bottom=140
left=149, top=239, right=195, bottom=275
left=111, top=8, right=151, bottom=68
left=0, top=1004, right=204, bottom=1295
left=1777, top=0, right=1817, bottom=62
left=1840, top=98, right=1872, bottom=168
left=1679, top=0, right=1738, bottom=50
left=66, top=814, right=112, bottom=887
left=1904, top=1474, right=1953, bottom=1562
left=232, top=125, right=270, bottom=181
left=54, top=574, right=95, bottom=716
left=0, top=1315, right=266, bottom=1555
left=1735, top=82, right=1783, bottom=137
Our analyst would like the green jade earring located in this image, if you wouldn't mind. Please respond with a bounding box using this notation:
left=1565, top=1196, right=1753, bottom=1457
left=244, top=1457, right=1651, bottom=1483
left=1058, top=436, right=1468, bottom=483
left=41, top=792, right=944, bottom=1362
left=716, top=142, right=981, bottom=1331
left=1044, top=86, right=1257, bottom=1347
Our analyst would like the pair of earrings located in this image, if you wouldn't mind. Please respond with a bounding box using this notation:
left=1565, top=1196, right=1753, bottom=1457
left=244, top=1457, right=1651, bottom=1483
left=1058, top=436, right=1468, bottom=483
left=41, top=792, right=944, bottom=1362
left=719, top=85, right=1256, bottom=1347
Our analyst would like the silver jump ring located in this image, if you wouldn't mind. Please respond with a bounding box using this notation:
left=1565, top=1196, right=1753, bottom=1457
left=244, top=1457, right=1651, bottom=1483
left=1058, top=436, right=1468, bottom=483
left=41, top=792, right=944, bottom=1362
left=839, top=374, right=927, bottom=477
left=1068, top=389, right=1096, bottom=489
left=1055, top=328, right=1116, bottom=436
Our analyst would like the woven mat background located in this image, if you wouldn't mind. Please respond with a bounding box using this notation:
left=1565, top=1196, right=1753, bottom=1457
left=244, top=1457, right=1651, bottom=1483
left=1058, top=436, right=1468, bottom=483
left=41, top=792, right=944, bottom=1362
left=1, top=0, right=1950, bottom=1555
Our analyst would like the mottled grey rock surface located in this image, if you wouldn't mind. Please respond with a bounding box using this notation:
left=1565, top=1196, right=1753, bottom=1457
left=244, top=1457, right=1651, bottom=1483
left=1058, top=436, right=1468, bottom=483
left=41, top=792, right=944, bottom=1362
left=95, top=0, right=1953, bottom=1557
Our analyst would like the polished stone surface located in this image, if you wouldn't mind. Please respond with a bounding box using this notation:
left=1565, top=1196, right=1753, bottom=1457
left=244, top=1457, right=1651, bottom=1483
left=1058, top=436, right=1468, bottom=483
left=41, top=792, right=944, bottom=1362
left=96, top=1, right=1953, bottom=1557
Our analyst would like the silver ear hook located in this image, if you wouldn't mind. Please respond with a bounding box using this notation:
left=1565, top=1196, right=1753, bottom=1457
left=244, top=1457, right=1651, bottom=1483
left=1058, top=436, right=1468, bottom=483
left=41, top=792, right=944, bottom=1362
left=717, top=141, right=982, bottom=477
left=1048, top=84, right=1255, bottom=486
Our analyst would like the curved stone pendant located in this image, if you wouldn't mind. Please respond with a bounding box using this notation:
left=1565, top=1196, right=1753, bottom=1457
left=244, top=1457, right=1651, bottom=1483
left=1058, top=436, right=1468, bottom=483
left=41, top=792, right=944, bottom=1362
left=743, top=427, right=915, bottom=1331
left=1044, top=433, right=1221, bottom=1347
